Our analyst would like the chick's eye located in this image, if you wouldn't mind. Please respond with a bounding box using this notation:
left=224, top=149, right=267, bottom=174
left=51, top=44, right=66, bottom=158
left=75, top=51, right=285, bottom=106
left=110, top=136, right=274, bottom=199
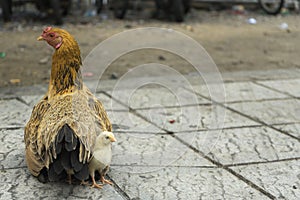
left=105, top=136, right=110, bottom=140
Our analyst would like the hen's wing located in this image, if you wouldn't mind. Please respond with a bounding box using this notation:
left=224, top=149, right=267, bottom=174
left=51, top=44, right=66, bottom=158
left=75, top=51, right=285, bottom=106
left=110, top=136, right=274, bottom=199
left=85, top=88, right=112, bottom=132
left=24, top=96, right=50, bottom=177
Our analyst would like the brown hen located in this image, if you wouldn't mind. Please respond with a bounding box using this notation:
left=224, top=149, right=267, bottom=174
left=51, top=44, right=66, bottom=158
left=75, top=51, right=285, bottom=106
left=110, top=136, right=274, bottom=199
left=24, top=27, right=112, bottom=183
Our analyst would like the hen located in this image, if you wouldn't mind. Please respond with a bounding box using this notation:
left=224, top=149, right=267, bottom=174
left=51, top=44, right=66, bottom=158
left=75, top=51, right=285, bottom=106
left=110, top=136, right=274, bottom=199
left=88, top=131, right=116, bottom=188
left=24, top=27, right=112, bottom=184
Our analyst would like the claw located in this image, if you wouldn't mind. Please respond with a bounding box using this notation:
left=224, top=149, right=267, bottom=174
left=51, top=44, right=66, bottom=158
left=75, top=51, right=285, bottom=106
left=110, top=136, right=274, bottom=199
left=91, top=176, right=103, bottom=189
left=101, top=176, right=113, bottom=185
left=80, top=180, right=89, bottom=186
left=91, top=183, right=103, bottom=189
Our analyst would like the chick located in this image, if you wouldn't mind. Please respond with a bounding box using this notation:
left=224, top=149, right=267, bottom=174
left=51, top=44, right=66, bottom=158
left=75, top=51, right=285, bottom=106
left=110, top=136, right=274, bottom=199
left=89, top=131, right=116, bottom=188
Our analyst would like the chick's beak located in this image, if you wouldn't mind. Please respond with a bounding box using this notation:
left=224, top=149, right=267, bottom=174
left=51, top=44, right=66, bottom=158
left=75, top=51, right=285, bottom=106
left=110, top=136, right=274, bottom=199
left=110, top=136, right=116, bottom=142
left=37, top=36, right=44, bottom=41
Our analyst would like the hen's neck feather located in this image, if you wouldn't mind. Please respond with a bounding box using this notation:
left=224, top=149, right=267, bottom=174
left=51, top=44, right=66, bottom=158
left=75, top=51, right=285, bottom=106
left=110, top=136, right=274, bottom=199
left=49, top=38, right=83, bottom=97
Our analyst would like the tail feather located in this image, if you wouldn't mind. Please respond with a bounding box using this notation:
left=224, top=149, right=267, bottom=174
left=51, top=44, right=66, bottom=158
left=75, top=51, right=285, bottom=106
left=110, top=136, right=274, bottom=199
left=71, top=149, right=83, bottom=172
left=48, top=124, right=89, bottom=182
left=56, top=142, right=62, bottom=155
left=74, top=164, right=89, bottom=180
left=61, top=150, right=71, bottom=170
left=49, top=163, right=66, bottom=181
left=53, top=158, right=64, bottom=174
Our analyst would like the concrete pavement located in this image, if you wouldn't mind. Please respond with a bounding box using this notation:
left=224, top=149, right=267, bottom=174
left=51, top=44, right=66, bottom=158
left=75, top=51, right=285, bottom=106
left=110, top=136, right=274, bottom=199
left=0, top=68, right=299, bottom=199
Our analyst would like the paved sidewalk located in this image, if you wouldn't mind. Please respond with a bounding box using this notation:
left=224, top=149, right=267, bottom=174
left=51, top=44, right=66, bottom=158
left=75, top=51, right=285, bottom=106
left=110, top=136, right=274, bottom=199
left=0, top=69, right=299, bottom=199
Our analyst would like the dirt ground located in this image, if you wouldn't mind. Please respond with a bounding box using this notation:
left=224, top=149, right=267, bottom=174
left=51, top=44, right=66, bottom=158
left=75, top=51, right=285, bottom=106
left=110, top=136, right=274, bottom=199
left=1, top=9, right=300, bottom=88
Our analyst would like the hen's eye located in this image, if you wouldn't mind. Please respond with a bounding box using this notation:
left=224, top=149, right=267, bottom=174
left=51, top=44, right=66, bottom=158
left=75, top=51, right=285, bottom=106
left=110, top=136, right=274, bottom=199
left=49, top=33, right=55, bottom=37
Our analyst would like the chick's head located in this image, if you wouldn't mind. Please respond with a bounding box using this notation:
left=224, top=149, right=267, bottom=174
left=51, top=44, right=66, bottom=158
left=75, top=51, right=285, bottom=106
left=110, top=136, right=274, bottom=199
left=96, top=131, right=116, bottom=146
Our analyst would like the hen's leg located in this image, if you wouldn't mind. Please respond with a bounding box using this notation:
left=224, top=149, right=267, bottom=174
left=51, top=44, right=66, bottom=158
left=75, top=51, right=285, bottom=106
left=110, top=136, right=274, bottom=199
left=67, top=174, right=72, bottom=184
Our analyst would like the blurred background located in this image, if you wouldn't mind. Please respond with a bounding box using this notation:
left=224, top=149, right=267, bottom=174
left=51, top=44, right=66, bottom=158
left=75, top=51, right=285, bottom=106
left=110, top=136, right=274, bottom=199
left=0, top=0, right=300, bottom=90
left=0, top=0, right=298, bottom=24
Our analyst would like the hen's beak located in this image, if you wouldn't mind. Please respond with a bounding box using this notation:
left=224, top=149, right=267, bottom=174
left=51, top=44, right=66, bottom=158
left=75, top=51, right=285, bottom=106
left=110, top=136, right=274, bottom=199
left=37, top=36, right=44, bottom=41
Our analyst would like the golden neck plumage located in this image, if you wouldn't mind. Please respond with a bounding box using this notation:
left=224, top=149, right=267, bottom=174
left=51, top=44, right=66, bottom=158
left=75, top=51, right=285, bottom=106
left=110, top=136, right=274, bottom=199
left=48, top=39, right=83, bottom=97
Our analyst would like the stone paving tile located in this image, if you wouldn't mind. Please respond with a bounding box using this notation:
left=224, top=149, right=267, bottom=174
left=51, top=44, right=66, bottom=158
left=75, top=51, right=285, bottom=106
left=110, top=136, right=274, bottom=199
left=0, top=168, right=123, bottom=200
left=176, top=127, right=300, bottom=165
left=221, top=68, right=300, bottom=82
left=257, top=79, right=300, bottom=97
left=20, top=95, right=44, bottom=107
left=0, top=129, right=25, bottom=169
left=187, top=81, right=288, bottom=103
left=273, top=123, right=300, bottom=139
left=228, top=99, right=300, bottom=125
left=109, top=86, right=209, bottom=109
left=136, top=105, right=258, bottom=132
left=94, top=93, right=127, bottom=111
left=230, top=160, right=300, bottom=200
left=107, top=110, right=162, bottom=132
left=109, top=166, right=268, bottom=199
left=111, top=132, right=213, bottom=170
left=0, top=99, right=31, bottom=129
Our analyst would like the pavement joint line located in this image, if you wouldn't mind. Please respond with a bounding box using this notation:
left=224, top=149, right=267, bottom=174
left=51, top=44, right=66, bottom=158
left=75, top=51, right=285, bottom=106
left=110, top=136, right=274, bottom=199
left=253, top=81, right=298, bottom=99
left=113, top=130, right=168, bottom=134
left=172, top=124, right=264, bottom=133
left=0, top=96, right=18, bottom=101
left=0, top=126, right=24, bottom=131
left=15, top=96, right=30, bottom=107
left=106, top=174, right=131, bottom=200
left=223, top=76, right=300, bottom=83
left=172, top=134, right=276, bottom=200
left=111, top=164, right=217, bottom=168
left=106, top=109, right=129, bottom=112
left=132, top=103, right=212, bottom=110
left=224, top=157, right=300, bottom=168
left=225, top=97, right=294, bottom=104
left=184, top=87, right=300, bottom=142
left=1, top=166, right=27, bottom=171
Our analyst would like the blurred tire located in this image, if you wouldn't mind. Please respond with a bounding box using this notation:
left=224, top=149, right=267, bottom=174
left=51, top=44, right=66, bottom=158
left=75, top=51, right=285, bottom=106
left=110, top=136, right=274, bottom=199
left=96, top=0, right=103, bottom=14
left=169, top=0, right=184, bottom=22
left=49, top=0, right=63, bottom=25
left=182, top=0, right=191, bottom=14
left=112, top=0, right=128, bottom=19
left=0, top=0, right=12, bottom=22
left=259, top=0, right=284, bottom=15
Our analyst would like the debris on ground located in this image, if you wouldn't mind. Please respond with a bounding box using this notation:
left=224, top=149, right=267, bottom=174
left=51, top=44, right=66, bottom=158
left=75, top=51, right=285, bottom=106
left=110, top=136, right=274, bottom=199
left=9, top=79, right=21, bottom=84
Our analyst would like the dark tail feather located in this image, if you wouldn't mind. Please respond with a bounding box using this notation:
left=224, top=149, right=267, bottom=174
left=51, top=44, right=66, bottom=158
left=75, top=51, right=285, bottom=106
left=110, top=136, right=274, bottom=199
left=48, top=124, right=89, bottom=182
left=71, top=148, right=83, bottom=172
left=74, top=164, right=89, bottom=180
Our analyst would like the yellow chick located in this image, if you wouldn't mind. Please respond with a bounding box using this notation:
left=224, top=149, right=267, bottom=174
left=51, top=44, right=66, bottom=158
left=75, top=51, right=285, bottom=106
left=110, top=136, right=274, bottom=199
left=89, top=131, right=116, bottom=188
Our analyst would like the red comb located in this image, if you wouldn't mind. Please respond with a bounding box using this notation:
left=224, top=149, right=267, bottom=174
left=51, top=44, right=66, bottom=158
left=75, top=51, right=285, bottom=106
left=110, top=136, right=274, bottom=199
left=43, top=27, right=52, bottom=33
